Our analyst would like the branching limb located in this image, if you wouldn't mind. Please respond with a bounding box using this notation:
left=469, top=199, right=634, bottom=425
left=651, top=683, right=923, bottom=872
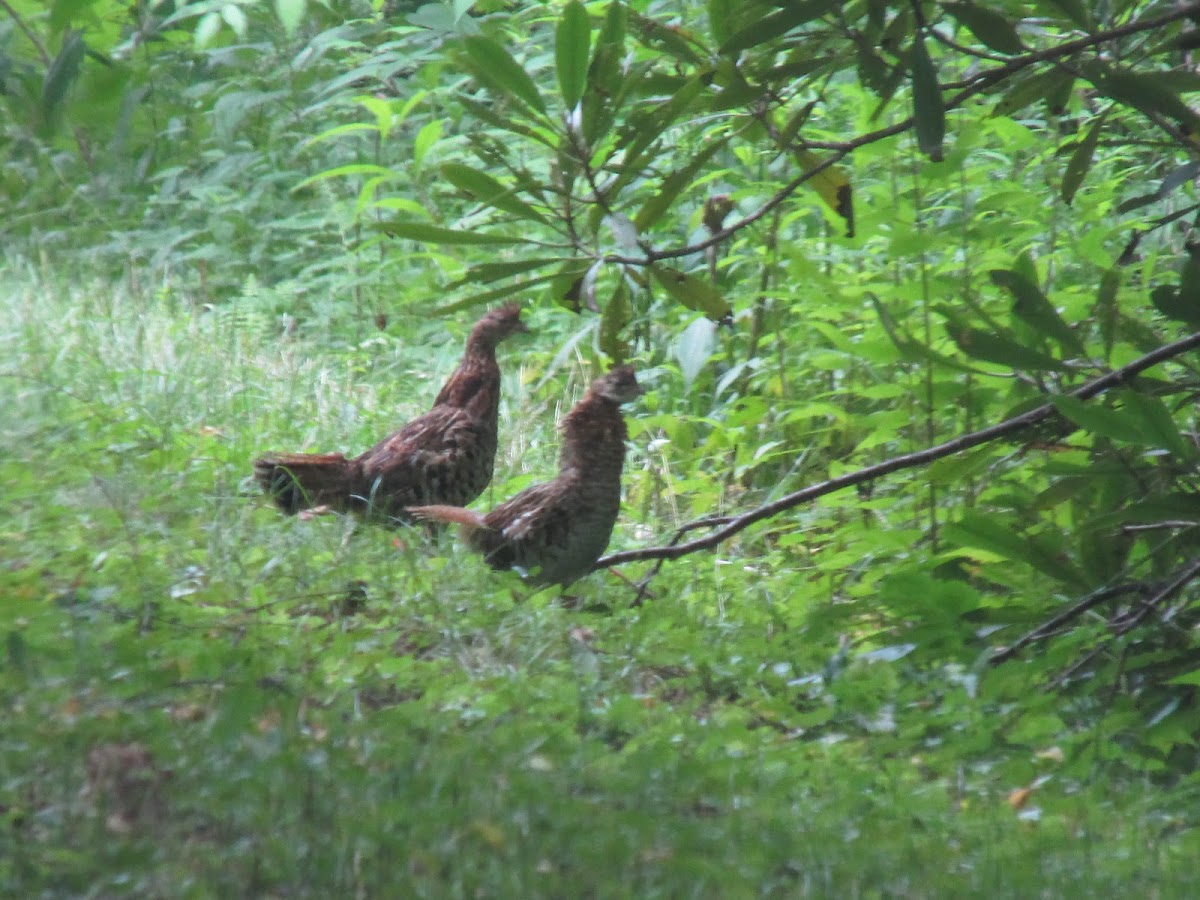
left=598, top=329, right=1200, bottom=574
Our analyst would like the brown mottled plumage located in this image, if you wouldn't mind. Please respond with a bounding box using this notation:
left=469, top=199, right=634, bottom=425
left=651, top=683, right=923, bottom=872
left=409, top=366, right=642, bottom=586
left=254, top=304, right=527, bottom=522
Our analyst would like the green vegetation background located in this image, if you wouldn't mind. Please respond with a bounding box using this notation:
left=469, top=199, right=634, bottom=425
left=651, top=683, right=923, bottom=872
left=4, top=0, right=1200, bottom=894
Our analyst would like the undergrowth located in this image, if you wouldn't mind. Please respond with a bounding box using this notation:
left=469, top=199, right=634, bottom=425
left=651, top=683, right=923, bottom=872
left=2, top=268, right=1198, bottom=897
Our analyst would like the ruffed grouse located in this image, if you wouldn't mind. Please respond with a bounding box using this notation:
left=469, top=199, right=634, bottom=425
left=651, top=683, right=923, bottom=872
left=254, top=303, right=527, bottom=522
left=408, top=365, right=642, bottom=586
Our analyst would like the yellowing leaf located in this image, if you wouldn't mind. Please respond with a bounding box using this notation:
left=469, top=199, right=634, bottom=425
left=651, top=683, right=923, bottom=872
left=793, top=149, right=854, bottom=237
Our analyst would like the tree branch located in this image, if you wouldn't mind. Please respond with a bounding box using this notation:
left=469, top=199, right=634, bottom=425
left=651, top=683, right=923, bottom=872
left=598, top=329, right=1200, bottom=571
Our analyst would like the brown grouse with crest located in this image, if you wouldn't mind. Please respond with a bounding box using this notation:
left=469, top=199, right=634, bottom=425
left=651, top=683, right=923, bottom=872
left=254, top=304, right=527, bottom=522
left=408, top=366, right=642, bottom=586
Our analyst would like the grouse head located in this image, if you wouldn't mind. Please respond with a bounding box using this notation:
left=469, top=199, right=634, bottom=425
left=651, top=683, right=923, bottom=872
left=592, top=365, right=644, bottom=404
left=468, top=303, right=529, bottom=351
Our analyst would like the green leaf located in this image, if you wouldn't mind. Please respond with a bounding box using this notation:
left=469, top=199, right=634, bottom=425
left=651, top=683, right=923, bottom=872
left=990, top=269, right=1085, bottom=356
left=992, top=69, right=1074, bottom=118
left=42, top=30, right=86, bottom=122
left=1039, top=0, right=1090, bottom=28
left=943, top=2, right=1024, bottom=55
left=1061, top=110, right=1107, bottom=204
left=463, top=35, right=547, bottom=117
left=412, top=119, right=443, bottom=168
left=1049, top=395, right=1154, bottom=446
left=942, top=310, right=1065, bottom=371
left=707, top=0, right=734, bottom=46
left=652, top=266, right=732, bottom=321
left=1095, top=267, right=1120, bottom=362
left=945, top=510, right=1084, bottom=585
left=719, top=0, right=838, bottom=54
left=910, top=35, right=945, bottom=161
left=1080, top=63, right=1200, bottom=132
left=1121, top=391, right=1194, bottom=460
left=628, top=9, right=705, bottom=66
left=275, top=0, right=307, bottom=37
left=437, top=272, right=565, bottom=314
left=446, top=258, right=568, bottom=289
left=380, top=222, right=530, bottom=246
left=49, top=0, right=95, bottom=33
left=634, top=136, right=731, bottom=232
left=599, top=279, right=632, bottom=362
left=676, top=317, right=717, bottom=391
left=440, top=163, right=548, bottom=224
left=871, top=296, right=984, bottom=374
left=556, top=0, right=591, bottom=111
left=458, top=97, right=558, bottom=149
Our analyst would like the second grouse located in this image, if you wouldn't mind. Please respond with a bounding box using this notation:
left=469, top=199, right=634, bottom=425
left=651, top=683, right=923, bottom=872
left=409, top=365, right=642, bottom=586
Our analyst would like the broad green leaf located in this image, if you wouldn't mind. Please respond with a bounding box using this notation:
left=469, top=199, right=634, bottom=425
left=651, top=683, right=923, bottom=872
left=910, top=35, right=944, bottom=161
left=1080, top=63, right=1200, bottom=131
left=943, top=316, right=1066, bottom=371
left=1061, top=110, right=1107, bottom=204
left=195, top=11, right=222, bottom=48
left=588, top=0, right=627, bottom=97
left=634, top=136, right=730, bottom=232
left=1050, top=395, right=1153, bottom=445
left=437, top=272, right=564, bottom=314
left=275, top=0, right=306, bottom=36
left=440, top=163, right=548, bottom=223
left=380, top=222, right=530, bottom=246
left=871, top=296, right=983, bottom=374
left=294, top=163, right=394, bottom=191
left=707, top=0, right=734, bottom=46
left=458, top=97, right=558, bottom=149
left=1121, top=391, right=1194, bottom=460
left=793, top=149, right=854, bottom=237
left=990, top=269, right=1085, bottom=356
left=652, top=266, right=732, bottom=320
left=556, top=0, right=591, bottom=111
left=49, top=0, right=95, bottom=32
left=463, top=35, right=547, bottom=117
left=599, top=279, right=632, bottom=362
left=943, top=2, right=1023, bottom=55
left=676, top=317, right=717, bottom=391
left=42, top=30, right=86, bottom=120
left=220, top=3, right=248, bottom=38
left=945, top=510, right=1085, bottom=585
left=719, top=0, right=838, bottom=54
left=1038, top=0, right=1089, bottom=28
left=446, top=258, right=568, bottom=289
left=412, top=119, right=443, bottom=168
left=628, top=9, right=704, bottom=66
left=992, top=69, right=1074, bottom=118
left=1095, top=266, right=1120, bottom=362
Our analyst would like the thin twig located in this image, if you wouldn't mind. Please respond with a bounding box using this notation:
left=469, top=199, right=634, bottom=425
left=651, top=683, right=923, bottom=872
left=989, top=582, right=1153, bottom=665
left=1112, top=557, right=1200, bottom=636
left=598, top=329, right=1200, bottom=573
